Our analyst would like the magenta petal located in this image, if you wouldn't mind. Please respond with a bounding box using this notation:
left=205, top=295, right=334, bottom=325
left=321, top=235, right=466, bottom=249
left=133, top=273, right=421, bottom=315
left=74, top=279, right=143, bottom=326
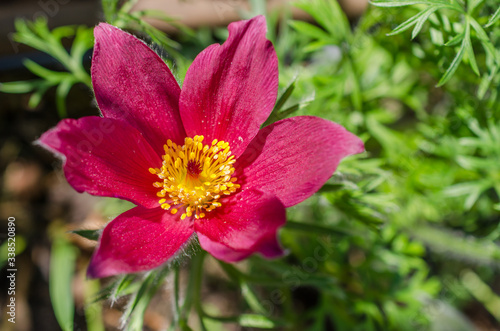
left=254, top=233, right=285, bottom=259
left=194, top=189, right=285, bottom=262
left=87, top=206, right=194, bottom=278
left=179, top=16, right=278, bottom=158
left=92, top=23, right=185, bottom=154
left=37, top=116, right=162, bottom=208
left=197, top=233, right=252, bottom=262
left=236, top=116, right=365, bottom=208
left=198, top=232, right=284, bottom=262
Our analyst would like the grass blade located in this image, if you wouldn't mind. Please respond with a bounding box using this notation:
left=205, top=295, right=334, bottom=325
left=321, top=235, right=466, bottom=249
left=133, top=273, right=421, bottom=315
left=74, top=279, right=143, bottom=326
left=412, top=7, right=441, bottom=39
left=437, top=36, right=466, bottom=86
left=463, top=21, right=480, bottom=76
left=49, top=236, right=78, bottom=331
left=485, top=6, right=500, bottom=27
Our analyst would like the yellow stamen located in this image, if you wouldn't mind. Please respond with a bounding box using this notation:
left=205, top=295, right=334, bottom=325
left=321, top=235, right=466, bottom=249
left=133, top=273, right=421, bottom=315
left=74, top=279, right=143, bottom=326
left=149, top=135, right=239, bottom=219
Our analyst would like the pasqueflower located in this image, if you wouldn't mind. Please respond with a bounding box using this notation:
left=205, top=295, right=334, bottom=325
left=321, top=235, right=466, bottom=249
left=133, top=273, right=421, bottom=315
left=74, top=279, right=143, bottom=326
left=37, top=16, right=364, bottom=278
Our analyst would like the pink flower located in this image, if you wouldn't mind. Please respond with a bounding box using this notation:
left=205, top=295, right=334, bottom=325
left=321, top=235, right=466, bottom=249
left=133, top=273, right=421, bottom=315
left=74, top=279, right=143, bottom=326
left=37, top=16, right=364, bottom=278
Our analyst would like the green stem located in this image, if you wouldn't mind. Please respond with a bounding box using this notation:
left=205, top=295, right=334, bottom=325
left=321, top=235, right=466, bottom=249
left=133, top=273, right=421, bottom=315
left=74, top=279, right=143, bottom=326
left=171, top=264, right=181, bottom=325
left=179, top=250, right=206, bottom=329
left=193, top=251, right=207, bottom=331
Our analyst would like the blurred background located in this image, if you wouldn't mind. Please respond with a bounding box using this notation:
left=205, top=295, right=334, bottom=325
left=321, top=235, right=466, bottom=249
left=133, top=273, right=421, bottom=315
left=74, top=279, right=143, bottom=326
left=1, top=0, right=500, bottom=330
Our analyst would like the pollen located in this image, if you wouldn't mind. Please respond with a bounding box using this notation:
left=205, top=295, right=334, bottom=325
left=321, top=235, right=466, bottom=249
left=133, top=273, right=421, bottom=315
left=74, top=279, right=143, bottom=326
left=149, top=135, right=240, bottom=219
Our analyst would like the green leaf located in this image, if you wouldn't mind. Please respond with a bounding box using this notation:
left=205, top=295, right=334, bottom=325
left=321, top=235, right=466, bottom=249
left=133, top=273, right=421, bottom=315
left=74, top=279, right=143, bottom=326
left=274, top=79, right=296, bottom=113
left=241, top=282, right=268, bottom=315
left=456, top=155, right=496, bottom=170
left=443, top=180, right=491, bottom=209
left=469, top=18, right=499, bottom=64
left=116, top=11, right=181, bottom=54
left=370, top=0, right=432, bottom=5
left=0, top=80, right=46, bottom=94
left=10, top=19, right=91, bottom=90
left=444, top=31, right=465, bottom=46
left=370, top=0, right=463, bottom=11
left=14, top=19, right=51, bottom=52
left=295, top=0, right=350, bottom=42
left=437, top=36, right=466, bottom=86
left=113, top=274, right=140, bottom=300
left=70, top=229, right=100, bottom=241
left=102, top=0, right=120, bottom=22
left=49, top=236, right=78, bottom=331
left=173, top=266, right=181, bottom=317
left=485, top=6, right=500, bottom=27
left=463, top=21, right=480, bottom=76
left=412, top=7, right=441, bottom=38
left=84, top=280, right=105, bottom=331
left=56, top=78, right=75, bottom=118
left=429, top=26, right=444, bottom=45
left=238, top=314, right=284, bottom=328
left=273, top=95, right=314, bottom=122
left=0, top=81, right=35, bottom=93
left=51, top=25, right=76, bottom=41
left=407, top=225, right=500, bottom=266
left=467, top=0, right=484, bottom=13
left=124, top=273, right=154, bottom=317
left=132, top=9, right=195, bottom=37
left=263, top=78, right=297, bottom=126
left=124, top=267, right=170, bottom=330
left=387, top=7, right=441, bottom=38
left=91, top=275, right=140, bottom=303
left=70, top=26, right=94, bottom=62
left=122, top=273, right=155, bottom=330
left=119, top=0, right=140, bottom=14
left=461, top=270, right=500, bottom=321
left=477, top=63, right=498, bottom=99
left=23, top=59, right=68, bottom=82
left=28, top=84, right=51, bottom=109
left=289, top=21, right=330, bottom=40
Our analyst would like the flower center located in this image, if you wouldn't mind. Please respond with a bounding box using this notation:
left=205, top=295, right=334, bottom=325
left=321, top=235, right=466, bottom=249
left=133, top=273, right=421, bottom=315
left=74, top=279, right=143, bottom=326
left=149, top=135, right=240, bottom=220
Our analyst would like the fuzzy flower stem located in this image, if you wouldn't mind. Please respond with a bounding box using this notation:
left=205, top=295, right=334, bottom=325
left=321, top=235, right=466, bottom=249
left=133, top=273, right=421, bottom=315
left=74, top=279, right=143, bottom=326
left=179, top=250, right=206, bottom=325
left=170, top=265, right=181, bottom=327
left=192, top=251, right=208, bottom=330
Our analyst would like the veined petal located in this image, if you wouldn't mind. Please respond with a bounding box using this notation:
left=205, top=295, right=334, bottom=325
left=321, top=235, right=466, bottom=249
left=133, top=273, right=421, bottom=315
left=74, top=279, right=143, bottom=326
left=179, top=15, right=278, bottom=158
left=194, top=189, right=285, bottom=262
left=236, top=116, right=364, bottom=208
left=87, top=206, right=194, bottom=278
left=92, top=23, right=185, bottom=154
left=37, top=116, right=162, bottom=208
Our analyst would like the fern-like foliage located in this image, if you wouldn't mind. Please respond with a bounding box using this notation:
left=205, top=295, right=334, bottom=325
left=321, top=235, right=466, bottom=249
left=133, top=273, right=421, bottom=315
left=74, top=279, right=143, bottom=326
left=371, top=0, right=500, bottom=86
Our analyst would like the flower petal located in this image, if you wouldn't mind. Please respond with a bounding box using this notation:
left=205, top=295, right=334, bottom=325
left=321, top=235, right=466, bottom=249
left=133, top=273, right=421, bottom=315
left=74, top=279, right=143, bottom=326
left=198, top=232, right=284, bottom=262
left=37, top=116, right=162, bottom=208
left=236, top=116, right=364, bottom=208
left=92, top=23, right=185, bottom=154
left=87, top=206, right=194, bottom=278
left=179, top=15, right=278, bottom=158
left=194, top=189, right=285, bottom=262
